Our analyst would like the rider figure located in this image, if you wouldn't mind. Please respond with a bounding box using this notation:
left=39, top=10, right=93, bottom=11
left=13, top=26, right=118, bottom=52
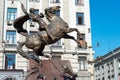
left=21, top=3, right=55, bottom=40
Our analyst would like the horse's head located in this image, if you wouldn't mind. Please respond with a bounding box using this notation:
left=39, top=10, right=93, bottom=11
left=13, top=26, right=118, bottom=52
left=45, top=6, right=61, bottom=21
left=45, top=6, right=61, bottom=14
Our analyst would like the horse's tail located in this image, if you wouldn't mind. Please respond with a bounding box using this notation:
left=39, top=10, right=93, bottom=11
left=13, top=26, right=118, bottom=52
left=13, top=15, right=30, bottom=37
left=17, top=41, right=29, bottom=59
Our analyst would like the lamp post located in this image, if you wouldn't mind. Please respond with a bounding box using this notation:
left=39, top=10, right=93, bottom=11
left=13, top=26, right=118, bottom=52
left=2, top=41, right=6, bottom=69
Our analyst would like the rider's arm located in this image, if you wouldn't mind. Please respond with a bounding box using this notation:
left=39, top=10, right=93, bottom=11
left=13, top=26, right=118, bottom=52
left=21, top=3, right=28, bottom=15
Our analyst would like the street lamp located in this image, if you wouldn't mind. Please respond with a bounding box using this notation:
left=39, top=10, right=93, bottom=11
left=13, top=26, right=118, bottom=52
left=2, top=41, right=6, bottom=69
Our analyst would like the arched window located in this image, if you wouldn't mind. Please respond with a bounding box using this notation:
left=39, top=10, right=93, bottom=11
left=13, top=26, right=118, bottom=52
left=2, top=76, right=16, bottom=80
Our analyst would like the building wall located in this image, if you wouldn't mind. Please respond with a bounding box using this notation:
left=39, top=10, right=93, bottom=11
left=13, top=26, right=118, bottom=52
left=0, top=0, right=4, bottom=44
left=0, top=0, right=94, bottom=80
left=0, top=0, right=4, bottom=69
left=94, top=47, right=120, bottom=80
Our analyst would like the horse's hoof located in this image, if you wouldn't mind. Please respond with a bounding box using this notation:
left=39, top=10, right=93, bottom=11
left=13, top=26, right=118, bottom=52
left=28, top=54, right=40, bottom=63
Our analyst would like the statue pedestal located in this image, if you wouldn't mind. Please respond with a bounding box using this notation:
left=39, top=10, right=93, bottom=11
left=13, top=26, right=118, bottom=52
left=26, top=59, right=42, bottom=80
left=26, top=59, right=73, bottom=80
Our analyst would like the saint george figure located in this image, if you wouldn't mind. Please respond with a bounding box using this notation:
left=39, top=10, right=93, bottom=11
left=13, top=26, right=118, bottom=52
left=21, top=3, right=55, bottom=40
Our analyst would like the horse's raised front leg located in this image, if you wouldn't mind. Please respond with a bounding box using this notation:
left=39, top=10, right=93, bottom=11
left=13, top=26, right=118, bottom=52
left=17, top=41, right=41, bottom=63
left=17, top=41, right=30, bottom=59
left=63, top=34, right=81, bottom=47
left=65, top=28, right=81, bottom=36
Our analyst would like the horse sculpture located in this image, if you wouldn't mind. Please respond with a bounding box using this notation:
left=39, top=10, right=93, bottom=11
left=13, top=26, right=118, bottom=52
left=14, top=5, right=82, bottom=63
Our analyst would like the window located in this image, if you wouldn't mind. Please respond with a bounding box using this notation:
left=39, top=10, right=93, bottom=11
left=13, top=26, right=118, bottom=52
left=77, top=34, right=86, bottom=48
left=52, top=40, right=61, bottom=46
left=102, top=77, right=105, bottom=80
left=34, top=9, right=39, bottom=14
left=118, top=59, right=120, bottom=68
left=78, top=56, right=87, bottom=70
left=30, top=31, right=37, bottom=35
left=76, top=12, right=84, bottom=25
left=5, top=53, right=16, bottom=69
left=55, top=11, right=60, bottom=16
left=7, top=8, right=17, bottom=20
left=75, top=0, right=84, bottom=5
left=6, top=30, right=16, bottom=44
left=101, top=66, right=104, bottom=74
left=50, top=0, right=60, bottom=3
left=108, top=76, right=110, bottom=80
left=51, top=40, right=62, bottom=50
left=77, top=34, right=85, bottom=41
left=29, top=0, right=40, bottom=2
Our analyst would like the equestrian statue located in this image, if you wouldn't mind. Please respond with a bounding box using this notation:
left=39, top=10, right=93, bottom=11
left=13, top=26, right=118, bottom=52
left=13, top=2, right=83, bottom=63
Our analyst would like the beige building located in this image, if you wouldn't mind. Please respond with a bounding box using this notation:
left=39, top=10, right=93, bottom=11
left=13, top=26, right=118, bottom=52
left=0, top=0, right=94, bottom=80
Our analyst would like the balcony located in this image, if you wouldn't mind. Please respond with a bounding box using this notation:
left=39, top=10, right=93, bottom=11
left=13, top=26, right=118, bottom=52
left=7, top=20, right=13, bottom=26
left=29, top=0, right=40, bottom=2
left=50, top=0, right=60, bottom=3
left=51, top=45, right=62, bottom=49
left=6, top=44, right=17, bottom=48
left=2, top=41, right=17, bottom=52
left=45, top=45, right=64, bottom=55
left=75, top=0, right=84, bottom=6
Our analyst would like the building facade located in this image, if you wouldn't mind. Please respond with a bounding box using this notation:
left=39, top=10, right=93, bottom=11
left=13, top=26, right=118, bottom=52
left=94, top=47, right=120, bottom=80
left=0, top=0, right=94, bottom=80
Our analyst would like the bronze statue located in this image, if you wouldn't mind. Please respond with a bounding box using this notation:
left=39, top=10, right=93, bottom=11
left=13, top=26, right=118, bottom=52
left=13, top=2, right=82, bottom=79
left=14, top=4, right=82, bottom=62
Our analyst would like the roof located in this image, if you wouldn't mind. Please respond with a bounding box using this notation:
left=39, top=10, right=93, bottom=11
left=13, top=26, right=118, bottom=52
left=94, top=47, right=120, bottom=66
left=103, top=47, right=120, bottom=58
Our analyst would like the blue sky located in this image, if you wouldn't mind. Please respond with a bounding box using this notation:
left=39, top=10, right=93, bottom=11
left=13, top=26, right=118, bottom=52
left=90, top=0, right=120, bottom=58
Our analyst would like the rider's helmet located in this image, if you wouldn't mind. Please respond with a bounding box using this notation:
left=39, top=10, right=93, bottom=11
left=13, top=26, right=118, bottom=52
left=30, top=8, right=34, bottom=14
